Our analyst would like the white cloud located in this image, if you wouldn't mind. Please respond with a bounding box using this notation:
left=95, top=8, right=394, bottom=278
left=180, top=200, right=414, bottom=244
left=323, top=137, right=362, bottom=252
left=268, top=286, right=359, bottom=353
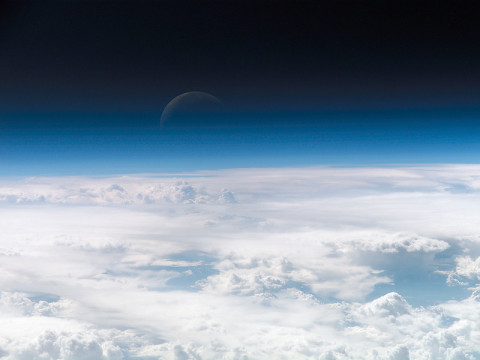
left=358, top=292, right=411, bottom=317
left=0, top=177, right=236, bottom=206
left=389, top=345, right=410, bottom=360
left=455, top=256, right=480, bottom=279
left=2, top=166, right=480, bottom=358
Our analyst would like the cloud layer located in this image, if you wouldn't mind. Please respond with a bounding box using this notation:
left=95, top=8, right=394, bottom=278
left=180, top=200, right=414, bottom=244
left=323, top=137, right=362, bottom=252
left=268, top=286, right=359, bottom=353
left=1, top=165, right=480, bottom=359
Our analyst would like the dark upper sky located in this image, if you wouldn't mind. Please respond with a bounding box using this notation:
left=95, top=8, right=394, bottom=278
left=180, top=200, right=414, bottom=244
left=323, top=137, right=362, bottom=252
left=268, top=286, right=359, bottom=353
left=1, top=0, right=480, bottom=116
left=1, top=0, right=480, bottom=174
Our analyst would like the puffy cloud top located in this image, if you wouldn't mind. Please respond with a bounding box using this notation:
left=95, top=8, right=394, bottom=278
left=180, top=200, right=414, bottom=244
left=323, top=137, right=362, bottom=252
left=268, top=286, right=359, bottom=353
left=1, top=166, right=480, bottom=359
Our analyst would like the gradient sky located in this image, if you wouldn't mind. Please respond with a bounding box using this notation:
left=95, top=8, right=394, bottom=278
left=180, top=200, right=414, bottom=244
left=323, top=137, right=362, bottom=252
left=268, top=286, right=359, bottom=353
left=1, top=0, right=480, bottom=174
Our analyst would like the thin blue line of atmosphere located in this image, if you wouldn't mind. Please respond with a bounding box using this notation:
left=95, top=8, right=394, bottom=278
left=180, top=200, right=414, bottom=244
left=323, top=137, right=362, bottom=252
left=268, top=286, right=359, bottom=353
left=0, top=109, right=479, bottom=176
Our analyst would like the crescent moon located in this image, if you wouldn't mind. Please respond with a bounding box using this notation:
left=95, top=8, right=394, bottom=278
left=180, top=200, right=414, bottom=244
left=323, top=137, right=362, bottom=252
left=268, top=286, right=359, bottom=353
left=161, top=91, right=222, bottom=128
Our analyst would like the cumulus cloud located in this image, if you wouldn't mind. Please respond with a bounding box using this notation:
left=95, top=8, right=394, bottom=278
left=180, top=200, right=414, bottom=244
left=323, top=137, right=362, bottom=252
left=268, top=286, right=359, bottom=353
left=0, top=178, right=236, bottom=205
left=2, top=166, right=480, bottom=358
left=454, top=256, right=480, bottom=279
left=358, top=292, right=411, bottom=317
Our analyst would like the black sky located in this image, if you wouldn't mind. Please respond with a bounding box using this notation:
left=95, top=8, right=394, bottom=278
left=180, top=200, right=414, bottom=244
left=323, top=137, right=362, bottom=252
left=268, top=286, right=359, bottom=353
left=1, top=0, right=480, bottom=114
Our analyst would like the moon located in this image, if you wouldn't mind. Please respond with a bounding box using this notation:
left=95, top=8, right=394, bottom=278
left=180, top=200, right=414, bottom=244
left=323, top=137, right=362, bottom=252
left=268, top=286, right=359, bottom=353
left=161, top=91, right=223, bottom=128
